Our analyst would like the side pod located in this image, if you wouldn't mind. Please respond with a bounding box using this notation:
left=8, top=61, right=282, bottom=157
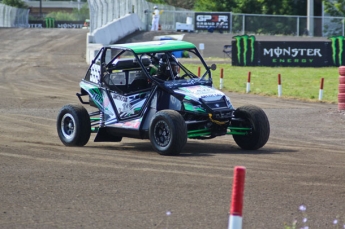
left=94, top=127, right=123, bottom=142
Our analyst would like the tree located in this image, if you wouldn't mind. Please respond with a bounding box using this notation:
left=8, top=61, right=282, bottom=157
left=50, top=0, right=87, bottom=1
left=45, top=3, right=89, bottom=21
left=147, top=0, right=309, bottom=15
left=72, top=3, right=90, bottom=21
left=230, top=0, right=261, bottom=13
left=149, top=0, right=195, bottom=10
left=194, top=0, right=236, bottom=11
left=323, top=0, right=345, bottom=16
left=193, top=0, right=307, bottom=15
left=2, top=0, right=28, bottom=8
left=257, top=0, right=295, bottom=15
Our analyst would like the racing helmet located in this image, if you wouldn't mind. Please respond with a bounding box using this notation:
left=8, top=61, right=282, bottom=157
left=153, top=5, right=158, bottom=9
left=158, top=55, right=179, bottom=77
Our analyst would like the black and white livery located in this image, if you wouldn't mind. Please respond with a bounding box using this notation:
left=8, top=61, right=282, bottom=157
left=57, top=40, right=270, bottom=155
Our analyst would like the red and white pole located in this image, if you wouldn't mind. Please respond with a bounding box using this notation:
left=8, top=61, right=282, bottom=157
left=228, top=166, right=246, bottom=229
left=339, top=66, right=345, bottom=110
left=220, top=68, right=224, bottom=90
left=318, top=78, right=324, bottom=101
left=278, top=74, right=282, bottom=97
left=246, top=72, right=251, bottom=93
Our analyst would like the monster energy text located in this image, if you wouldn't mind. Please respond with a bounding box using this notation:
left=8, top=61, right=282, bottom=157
left=329, top=36, right=345, bottom=66
left=263, top=47, right=322, bottom=64
left=234, top=35, right=255, bottom=66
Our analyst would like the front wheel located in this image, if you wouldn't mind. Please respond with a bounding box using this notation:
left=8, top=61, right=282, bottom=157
left=149, top=110, right=187, bottom=155
left=57, top=104, right=91, bottom=146
left=232, top=105, right=270, bottom=150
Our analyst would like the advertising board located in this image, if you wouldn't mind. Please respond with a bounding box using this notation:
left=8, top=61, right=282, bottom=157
left=232, top=35, right=345, bottom=67
left=194, top=13, right=230, bottom=32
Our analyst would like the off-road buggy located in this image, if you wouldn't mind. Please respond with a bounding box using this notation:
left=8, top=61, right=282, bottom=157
left=57, top=40, right=270, bottom=155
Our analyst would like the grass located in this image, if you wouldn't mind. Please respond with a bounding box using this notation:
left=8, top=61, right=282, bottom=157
left=184, top=64, right=340, bottom=104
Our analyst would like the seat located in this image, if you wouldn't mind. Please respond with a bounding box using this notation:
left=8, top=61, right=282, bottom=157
left=223, top=45, right=232, bottom=60
left=129, top=78, right=149, bottom=92
left=104, top=72, right=128, bottom=93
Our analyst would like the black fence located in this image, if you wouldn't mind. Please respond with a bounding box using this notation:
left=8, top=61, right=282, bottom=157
left=232, top=35, right=345, bottom=67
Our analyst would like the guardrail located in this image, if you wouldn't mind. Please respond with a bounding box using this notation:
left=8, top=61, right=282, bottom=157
left=0, top=3, right=29, bottom=27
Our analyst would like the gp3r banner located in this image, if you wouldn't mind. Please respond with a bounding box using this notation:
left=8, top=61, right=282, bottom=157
left=194, top=13, right=230, bottom=31
left=231, top=35, right=345, bottom=67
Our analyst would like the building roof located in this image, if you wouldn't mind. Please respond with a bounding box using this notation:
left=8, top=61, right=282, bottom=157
left=25, top=1, right=82, bottom=9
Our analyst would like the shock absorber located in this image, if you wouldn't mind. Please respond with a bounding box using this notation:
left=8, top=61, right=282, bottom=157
left=99, top=111, right=104, bottom=127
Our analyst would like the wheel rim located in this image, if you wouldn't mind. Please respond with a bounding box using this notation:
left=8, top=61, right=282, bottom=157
left=153, top=120, right=171, bottom=147
left=60, top=113, right=76, bottom=140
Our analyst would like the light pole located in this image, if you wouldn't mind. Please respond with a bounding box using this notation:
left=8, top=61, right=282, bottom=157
left=39, top=0, right=42, bottom=18
left=307, top=0, right=314, bottom=36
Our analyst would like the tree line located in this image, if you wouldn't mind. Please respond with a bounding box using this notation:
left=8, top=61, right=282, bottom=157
left=149, top=0, right=345, bottom=17
left=2, top=0, right=345, bottom=18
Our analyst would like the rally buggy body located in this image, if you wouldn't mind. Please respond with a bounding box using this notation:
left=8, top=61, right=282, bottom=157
left=57, top=40, right=270, bottom=155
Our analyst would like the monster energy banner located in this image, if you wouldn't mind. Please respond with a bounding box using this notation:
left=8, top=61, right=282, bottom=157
left=232, top=35, right=257, bottom=66
left=329, top=36, right=345, bottom=66
left=29, top=20, right=84, bottom=29
left=45, top=17, right=55, bottom=28
left=232, top=35, right=345, bottom=67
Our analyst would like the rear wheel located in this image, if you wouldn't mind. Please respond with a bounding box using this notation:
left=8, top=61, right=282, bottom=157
left=149, top=110, right=187, bottom=155
left=232, top=105, right=270, bottom=150
left=57, top=104, right=91, bottom=146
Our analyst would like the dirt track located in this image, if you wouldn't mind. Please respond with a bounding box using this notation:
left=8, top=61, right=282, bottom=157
left=0, top=28, right=345, bottom=229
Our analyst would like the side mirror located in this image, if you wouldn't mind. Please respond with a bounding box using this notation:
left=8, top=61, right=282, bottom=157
left=209, top=64, right=217, bottom=71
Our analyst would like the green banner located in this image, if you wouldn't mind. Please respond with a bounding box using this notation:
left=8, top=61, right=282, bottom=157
left=232, top=35, right=256, bottom=66
left=45, top=17, right=55, bottom=28
left=329, top=36, right=345, bottom=66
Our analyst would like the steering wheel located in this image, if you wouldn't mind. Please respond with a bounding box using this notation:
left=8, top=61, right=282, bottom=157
left=178, top=73, right=189, bottom=79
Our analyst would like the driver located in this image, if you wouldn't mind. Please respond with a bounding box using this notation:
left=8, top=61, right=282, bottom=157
left=155, top=55, right=179, bottom=81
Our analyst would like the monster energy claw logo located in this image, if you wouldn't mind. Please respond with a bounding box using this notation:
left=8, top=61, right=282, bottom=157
left=234, top=35, right=255, bottom=66
left=45, top=17, right=55, bottom=28
left=329, top=36, right=345, bottom=66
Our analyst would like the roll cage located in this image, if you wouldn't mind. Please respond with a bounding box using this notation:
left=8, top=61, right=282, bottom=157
left=95, top=42, right=215, bottom=89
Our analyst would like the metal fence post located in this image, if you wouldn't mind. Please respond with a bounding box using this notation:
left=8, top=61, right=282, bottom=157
left=230, top=12, right=232, bottom=33
left=297, top=16, right=300, bottom=36
left=242, top=14, right=245, bottom=34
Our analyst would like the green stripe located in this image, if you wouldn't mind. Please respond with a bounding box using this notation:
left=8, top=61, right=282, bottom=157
left=112, top=40, right=196, bottom=54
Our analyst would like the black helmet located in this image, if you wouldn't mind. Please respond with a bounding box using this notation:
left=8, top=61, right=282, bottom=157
left=158, top=55, right=179, bottom=77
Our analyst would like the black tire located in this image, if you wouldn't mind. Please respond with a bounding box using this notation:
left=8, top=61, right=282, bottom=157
left=149, top=110, right=187, bottom=155
left=232, top=105, right=270, bottom=150
left=57, top=104, right=91, bottom=146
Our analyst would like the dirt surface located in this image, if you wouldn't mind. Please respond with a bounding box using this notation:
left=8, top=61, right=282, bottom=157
left=1, top=28, right=345, bottom=229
